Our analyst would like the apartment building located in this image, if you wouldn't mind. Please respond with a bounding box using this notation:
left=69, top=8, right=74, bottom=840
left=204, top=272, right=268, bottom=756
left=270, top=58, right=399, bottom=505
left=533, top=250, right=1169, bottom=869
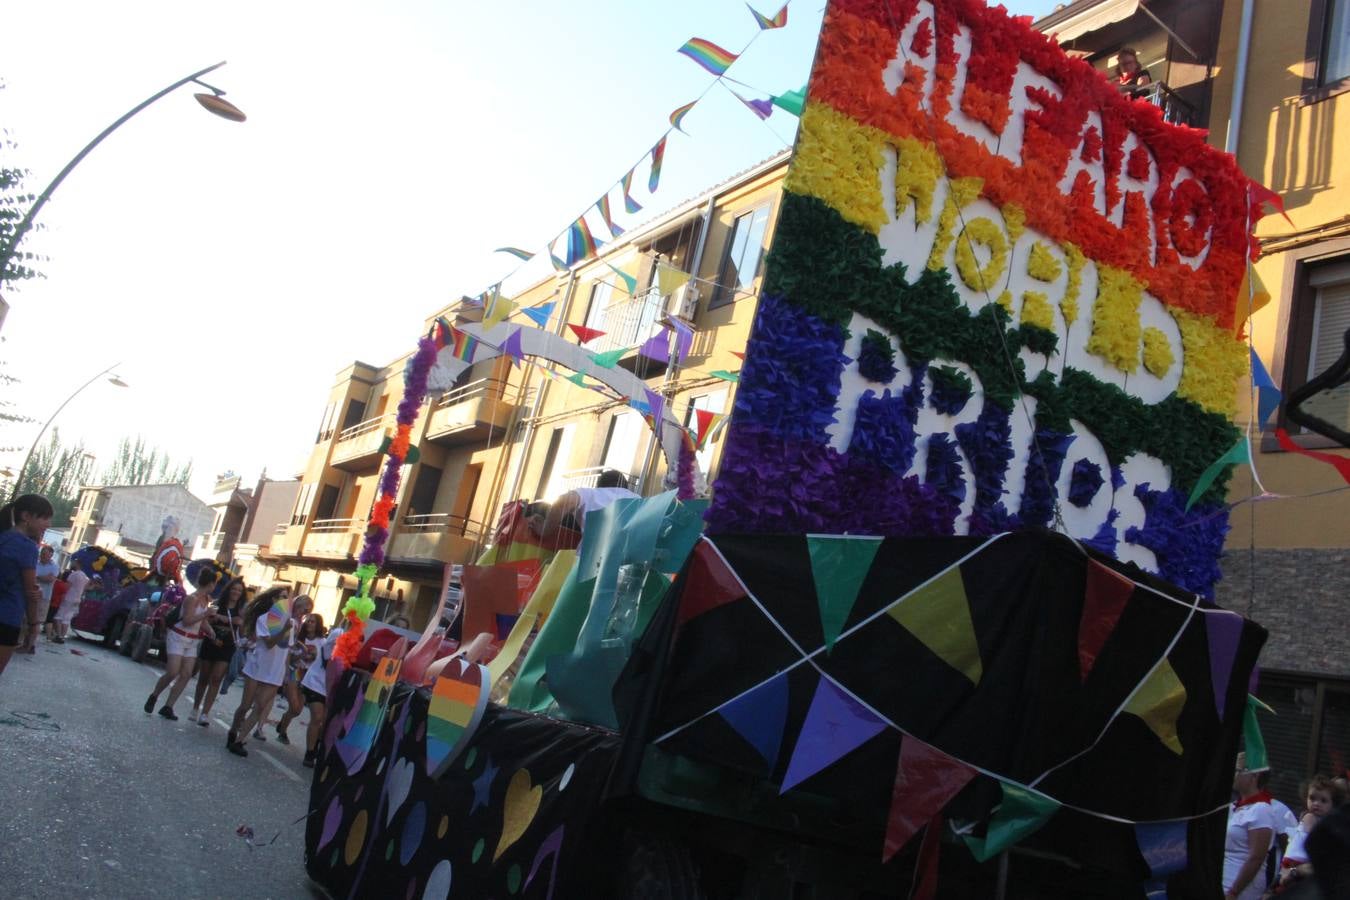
left=64, top=482, right=213, bottom=565
left=1036, top=0, right=1350, bottom=806
left=188, top=473, right=254, bottom=564
left=265, top=152, right=788, bottom=628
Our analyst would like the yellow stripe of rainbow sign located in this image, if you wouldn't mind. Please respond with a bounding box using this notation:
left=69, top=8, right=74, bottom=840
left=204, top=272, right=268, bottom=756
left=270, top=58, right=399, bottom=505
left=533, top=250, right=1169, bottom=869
left=705, top=0, right=1264, bottom=597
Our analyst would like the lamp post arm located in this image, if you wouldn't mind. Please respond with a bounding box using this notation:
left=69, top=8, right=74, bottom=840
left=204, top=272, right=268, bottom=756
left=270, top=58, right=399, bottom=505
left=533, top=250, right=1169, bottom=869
left=0, top=61, right=228, bottom=274
left=11, top=362, right=121, bottom=500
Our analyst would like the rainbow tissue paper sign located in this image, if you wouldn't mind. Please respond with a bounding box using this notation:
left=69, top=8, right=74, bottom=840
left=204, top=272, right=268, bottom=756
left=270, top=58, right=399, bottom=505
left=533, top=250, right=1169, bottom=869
left=707, top=0, right=1260, bottom=597
left=264, top=595, right=292, bottom=637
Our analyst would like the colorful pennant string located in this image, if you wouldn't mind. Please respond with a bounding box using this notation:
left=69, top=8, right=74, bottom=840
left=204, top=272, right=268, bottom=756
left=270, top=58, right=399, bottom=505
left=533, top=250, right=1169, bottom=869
left=709, top=370, right=740, bottom=383
left=483, top=292, right=515, bottom=330
left=677, top=37, right=739, bottom=77
left=639, top=331, right=670, bottom=364
left=520, top=301, right=555, bottom=329
left=596, top=194, right=624, bottom=240
left=730, top=88, right=774, bottom=120
left=780, top=675, right=886, bottom=793
left=548, top=247, right=569, bottom=272
left=643, top=387, right=666, bottom=429
left=1078, top=560, right=1134, bottom=682
left=1205, top=611, right=1244, bottom=721
left=717, top=672, right=789, bottom=771
left=808, top=535, right=882, bottom=651
left=620, top=168, right=643, bottom=215
left=1184, top=437, right=1250, bottom=511
left=499, top=327, right=525, bottom=367
left=565, top=217, right=602, bottom=266
left=1274, top=427, right=1350, bottom=485
left=886, top=565, right=983, bottom=684
left=961, top=782, right=1061, bottom=863
left=676, top=539, right=745, bottom=626
left=669, top=99, right=697, bottom=134
left=656, top=262, right=691, bottom=297
left=567, top=324, right=605, bottom=344
left=1123, top=658, right=1187, bottom=755
left=448, top=323, right=479, bottom=363
left=606, top=263, right=637, bottom=295
left=747, top=2, right=788, bottom=29
left=884, top=737, right=976, bottom=861
left=589, top=347, right=627, bottom=369
left=648, top=137, right=667, bottom=193
left=771, top=84, right=807, bottom=117
left=1235, top=266, right=1272, bottom=335
left=691, top=409, right=725, bottom=450
left=494, top=247, right=534, bottom=262
left=1242, top=694, right=1269, bottom=770
left=1250, top=348, right=1282, bottom=429
left=564, top=370, right=590, bottom=389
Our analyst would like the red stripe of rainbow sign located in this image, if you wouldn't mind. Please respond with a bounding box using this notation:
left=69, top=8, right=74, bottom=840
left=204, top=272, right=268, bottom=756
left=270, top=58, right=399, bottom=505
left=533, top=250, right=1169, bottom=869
left=706, top=0, right=1264, bottom=597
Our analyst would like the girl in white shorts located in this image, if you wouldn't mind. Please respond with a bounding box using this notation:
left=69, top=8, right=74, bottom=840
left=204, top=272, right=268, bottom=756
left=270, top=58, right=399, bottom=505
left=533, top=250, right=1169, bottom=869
left=144, top=569, right=219, bottom=720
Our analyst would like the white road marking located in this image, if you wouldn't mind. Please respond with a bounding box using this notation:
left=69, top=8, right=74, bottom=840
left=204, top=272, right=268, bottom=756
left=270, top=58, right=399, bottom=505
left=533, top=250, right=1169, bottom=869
left=215, top=717, right=303, bottom=783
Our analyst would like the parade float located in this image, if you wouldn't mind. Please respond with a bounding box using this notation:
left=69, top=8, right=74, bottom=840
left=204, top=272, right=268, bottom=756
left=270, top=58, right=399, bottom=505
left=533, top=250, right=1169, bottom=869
left=304, top=2, right=1282, bottom=896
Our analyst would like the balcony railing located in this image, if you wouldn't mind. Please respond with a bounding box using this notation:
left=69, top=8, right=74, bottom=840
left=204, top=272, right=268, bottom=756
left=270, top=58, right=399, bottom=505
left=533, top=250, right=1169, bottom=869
left=559, top=466, right=643, bottom=494
left=589, top=288, right=667, bottom=354
left=332, top=414, right=393, bottom=471
left=435, top=376, right=511, bottom=409
left=274, top=523, right=289, bottom=536
left=309, top=517, right=361, bottom=534
left=336, top=414, right=390, bottom=443
left=427, top=376, right=518, bottom=445
left=204, top=532, right=226, bottom=551
left=387, top=513, right=484, bottom=564
left=1125, top=81, right=1198, bottom=127
left=398, top=513, right=483, bottom=540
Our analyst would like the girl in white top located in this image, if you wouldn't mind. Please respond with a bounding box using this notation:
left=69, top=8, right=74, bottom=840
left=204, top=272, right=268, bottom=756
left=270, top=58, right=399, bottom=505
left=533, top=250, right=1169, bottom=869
left=299, top=624, right=342, bottom=768
left=53, top=569, right=88, bottom=640
left=275, top=612, right=323, bottom=745
left=226, top=587, right=300, bottom=757
left=144, top=570, right=219, bottom=720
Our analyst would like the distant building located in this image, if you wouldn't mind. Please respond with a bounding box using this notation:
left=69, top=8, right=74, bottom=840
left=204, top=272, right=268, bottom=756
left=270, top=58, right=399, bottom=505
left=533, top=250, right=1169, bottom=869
left=229, top=475, right=301, bottom=590
left=189, top=473, right=254, bottom=563
left=64, top=483, right=213, bottom=564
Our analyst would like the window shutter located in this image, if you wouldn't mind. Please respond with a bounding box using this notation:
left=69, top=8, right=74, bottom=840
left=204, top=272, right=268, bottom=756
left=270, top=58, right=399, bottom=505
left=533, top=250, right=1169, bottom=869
left=1312, top=282, right=1350, bottom=375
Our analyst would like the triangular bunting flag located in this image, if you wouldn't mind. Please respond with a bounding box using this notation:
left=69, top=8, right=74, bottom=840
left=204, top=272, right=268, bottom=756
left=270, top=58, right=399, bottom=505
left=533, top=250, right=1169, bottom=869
left=1250, top=347, right=1282, bottom=429
left=771, top=85, right=807, bottom=117
left=780, top=676, right=886, bottom=793
left=717, top=672, right=789, bottom=771
left=1206, top=611, right=1244, bottom=720
left=669, top=99, right=697, bottom=134
left=639, top=331, right=670, bottom=364
left=620, top=167, right=643, bottom=214
left=499, top=327, right=525, bottom=367
left=748, top=3, right=788, bottom=29
left=884, top=737, right=977, bottom=861
left=483, top=292, right=515, bottom=330
left=807, top=535, right=882, bottom=651
left=648, top=136, right=667, bottom=193
left=676, top=539, right=746, bottom=625
left=1135, top=821, right=1188, bottom=878
left=912, top=813, right=944, bottom=900
left=596, top=194, right=624, bottom=240
left=549, top=247, right=569, bottom=272
left=566, top=217, right=602, bottom=265
left=677, top=38, right=738, bottom=77
left=656, top=262, right=691, bottom=297
left=1123, top=658, right=1187, bottom=755
left=521, top=301, right=555, bottom=329
left=1249, top=181, right=1294, bottom=227
left=1243, top=694, right=1269, bottom=771
left=962, top=782, right=1060, bottom=862
left=1275, top=427, right=1350, bottom=485
left=709, top=370, right=740, bottom=383
left=643, top=387, right=666, bottom=428
left=1184, top=438, right=1250, bottom=511
left=495, top=247, right=534, bottom=262
left=1078, top=560, right=1135, bottom=682
left=731, top=351, right=746, bottom=361
left=886, top=566, right=983, bottom=684
left=692, top=409, right=719, bottom=449
left=568, top=323, right=605, bottom=344
left=564, top=371, right=590, bottom=389
left=1234, top=265, right=1273, bottom=337
left=606, top=263, right=637, bottom=295
left=589, top=347, right=627, bottom=369
left=730, top=88, right=774, bottom=120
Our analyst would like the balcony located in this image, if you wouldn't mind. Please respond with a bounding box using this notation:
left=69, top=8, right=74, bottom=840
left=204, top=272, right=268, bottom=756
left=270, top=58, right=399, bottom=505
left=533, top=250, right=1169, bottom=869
left=302, top=517, right=362, bottom=559
left=587, top=286, right=696, bottom=374
left=425, top=377, right=518, bottom=446
left=559, top=466, right=644, bottom=495
left=386, top=513, right=483, bottom=565
left=269, top=523, right=304, bottom=557
left=331, top=415, right=392, bottom=472
left=1127, top=81, right=1199, bottom=127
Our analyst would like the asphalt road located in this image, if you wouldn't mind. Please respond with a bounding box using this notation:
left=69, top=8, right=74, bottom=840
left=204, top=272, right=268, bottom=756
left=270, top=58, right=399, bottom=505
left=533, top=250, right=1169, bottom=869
left=0, top=637, right=323, bottom=899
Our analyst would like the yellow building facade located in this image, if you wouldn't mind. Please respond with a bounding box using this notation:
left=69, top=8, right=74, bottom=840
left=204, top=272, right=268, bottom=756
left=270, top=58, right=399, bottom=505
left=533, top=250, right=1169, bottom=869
left=265, top=152, right=788, bottom=630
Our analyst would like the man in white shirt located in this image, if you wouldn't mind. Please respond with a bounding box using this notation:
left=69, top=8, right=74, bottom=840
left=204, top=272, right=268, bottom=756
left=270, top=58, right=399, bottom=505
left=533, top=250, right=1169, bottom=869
left=26, top=545, right=58, bottom=653
left=541, top=469, right=639, bottom=539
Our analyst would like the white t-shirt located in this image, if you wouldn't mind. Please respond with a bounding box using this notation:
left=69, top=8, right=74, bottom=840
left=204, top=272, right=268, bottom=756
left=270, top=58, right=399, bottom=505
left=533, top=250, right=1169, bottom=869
left=56, top=570, right=89, bottom=622
left=571, top=487, right=639, bottom=527
left=1224, top=800, right=1276, bottom=900
left=242, top=616, right=290, bottom=686
left=36, top=559, right=59, bottom=603
left=1284, top=819, right=1313, bottom=865
left=301, top=628, right=342, bottom=696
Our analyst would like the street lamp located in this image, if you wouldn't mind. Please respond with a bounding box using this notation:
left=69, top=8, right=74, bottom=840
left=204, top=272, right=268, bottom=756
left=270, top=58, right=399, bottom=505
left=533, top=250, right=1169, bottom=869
left=0, top=61, right=246, bottom=313
left=10, top=364, right=128, bottom=500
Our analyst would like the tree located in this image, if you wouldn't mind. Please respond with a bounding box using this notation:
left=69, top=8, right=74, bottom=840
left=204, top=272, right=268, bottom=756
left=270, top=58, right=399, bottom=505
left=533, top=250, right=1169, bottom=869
left=0, top=82, right=43, bottom=289
left=101, top=435, right=193, bottom=487
left=0, top=360, right=36, bottom=452
left=1, top=428, right=96, bottom=525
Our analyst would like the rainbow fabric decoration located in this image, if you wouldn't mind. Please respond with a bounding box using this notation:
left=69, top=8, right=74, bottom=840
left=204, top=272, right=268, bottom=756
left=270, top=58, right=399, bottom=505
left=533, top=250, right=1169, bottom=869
left=263, top=595, right=291, bottom=637
left=596, top=194, right=624, bottom=240
left=565, top=217, right=602, bottom=266
left=748, top=3, right=788, bottom=29
left=678, top=37, right=738, bottom=77
left=669, top=99, right=697, bottom=134
left=335, top=655, right=402, bottom=774
left=448, top=323, right=479, bottom=362
left=620, top=168, right=643, bottom=214
left=425, top=659, right=491, bottom=779
left=648, top=136, right=667, bottom=193
left=494, top=246, right=534, bottom=262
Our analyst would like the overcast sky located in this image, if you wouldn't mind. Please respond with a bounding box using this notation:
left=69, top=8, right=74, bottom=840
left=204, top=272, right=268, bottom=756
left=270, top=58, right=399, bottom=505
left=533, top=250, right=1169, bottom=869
left=1, top=0, right=1061, bottom=501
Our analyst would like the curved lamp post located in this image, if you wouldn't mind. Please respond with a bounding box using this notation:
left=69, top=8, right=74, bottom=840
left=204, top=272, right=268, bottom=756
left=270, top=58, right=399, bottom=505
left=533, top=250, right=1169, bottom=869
left=10, top=364, right=128, bottom=500
left=0, top=61, right=246, bottom=297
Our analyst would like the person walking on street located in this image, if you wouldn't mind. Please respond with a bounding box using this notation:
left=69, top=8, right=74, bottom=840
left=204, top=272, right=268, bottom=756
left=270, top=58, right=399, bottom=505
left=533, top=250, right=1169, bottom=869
left=52, top=567, right=88, bottom=644
left=143, top=568, right=219, bottom=720
left=299, top=620, right=343, bottom=768
left=276, top=611, right=322, bottom=745
left=26, top=544, right=58, bottom=654
left=0, top=495, right=54, bottom=679
left=188, top=576, right=248, bottom=726
left=227, top=587, right=297, bottom=757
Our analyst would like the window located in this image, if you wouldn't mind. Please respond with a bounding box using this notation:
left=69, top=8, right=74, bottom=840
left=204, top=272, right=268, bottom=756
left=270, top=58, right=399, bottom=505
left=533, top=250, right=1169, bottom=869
left=711, top=206, right=771, bottom=308
left=1259, top=672, right=1350, bottom=810
left=407, top=465, right=443, bottom=517
left=340, top=399, right=367, bottom=431
left=684, top=391, right=727, bottom=474
left=316, top=403, right=337, bottom=443
left=291, top=483, right=316, bottom=527
left=1280, top=258, right=1350, bottom=439
left=534, top=424, right=575, bottom=501
left=315, top=484, right=340, bottom=521
left=1323, top=0, right=1350, bottom=85
left=600, top=411, right=644, bottom=478
left=584, top=281, right=614, bottom=333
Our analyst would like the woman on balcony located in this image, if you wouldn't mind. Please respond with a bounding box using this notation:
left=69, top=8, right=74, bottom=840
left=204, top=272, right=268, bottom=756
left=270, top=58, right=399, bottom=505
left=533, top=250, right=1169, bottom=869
left=1115, top=48, right=1152, bottom=95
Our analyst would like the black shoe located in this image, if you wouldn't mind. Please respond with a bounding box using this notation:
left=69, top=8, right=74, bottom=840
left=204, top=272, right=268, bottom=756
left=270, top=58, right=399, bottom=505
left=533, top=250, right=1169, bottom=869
left=227, top=741, right=249, bottom=757
left=144, top=694, right=157, bottom=714
left=276, top=727, right=290, bottom=745
left=226, top=729, right=238, bottom=747
left=302, top=750, right=317, bottom=768
left=158, top=706, right=178, bottom=721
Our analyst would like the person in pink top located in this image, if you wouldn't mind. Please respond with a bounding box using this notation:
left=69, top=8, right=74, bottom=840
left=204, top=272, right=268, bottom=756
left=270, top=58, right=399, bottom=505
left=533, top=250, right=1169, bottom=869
left=52, top=568, right=89, bottom=643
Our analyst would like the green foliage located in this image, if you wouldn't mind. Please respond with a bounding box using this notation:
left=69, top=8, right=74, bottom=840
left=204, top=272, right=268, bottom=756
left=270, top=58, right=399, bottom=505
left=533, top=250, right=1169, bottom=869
left=3, top=429, right=95, bottom=526
left=0, top=83, right=43, bottom=287
left=101, top=435, right=193, bottom=488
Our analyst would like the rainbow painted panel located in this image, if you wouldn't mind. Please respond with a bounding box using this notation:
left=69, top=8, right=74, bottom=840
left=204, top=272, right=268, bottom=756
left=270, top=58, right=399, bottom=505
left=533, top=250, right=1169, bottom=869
left=426, top=659, right=490, bottom=779
left=336, top=656, right=402, bottom=774
left=263, top=596, right=291, bottom=637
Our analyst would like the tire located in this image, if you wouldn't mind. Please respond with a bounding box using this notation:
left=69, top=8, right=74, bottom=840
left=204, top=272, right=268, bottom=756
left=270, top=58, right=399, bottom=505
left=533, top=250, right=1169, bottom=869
left=617, top=832, right=705, bottom=900
left=103, top=614, right=126, bottom=649
left=120, top=621, right=138, bottom=656
left=131, top=625, right=152, bottom=663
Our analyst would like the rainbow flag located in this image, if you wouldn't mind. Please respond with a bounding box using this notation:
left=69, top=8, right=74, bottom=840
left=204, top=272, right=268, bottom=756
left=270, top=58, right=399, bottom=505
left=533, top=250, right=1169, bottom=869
left=597, top=194, right=624, bottom=239
left=263, top=595, right=291, bottom=637
left=566, top=217, right=602, bottom=265
left=426, top=659, right=489, bottom=779
left=433, top=316, right=453, bottom=350
left=669, top=99, right=697, bottom=133
left=449, top=323, right=479, bottom=362
left=678, top=37, right=738, bottom=77
left=747, top=3, right=788, bottom=30
left=621, top=167, right=643, bottom=214
left=649, top=136, right=668, bottom=193
left=494, top=246, right=534, bottom=262
left=336, top=656, right=402, bottom=773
